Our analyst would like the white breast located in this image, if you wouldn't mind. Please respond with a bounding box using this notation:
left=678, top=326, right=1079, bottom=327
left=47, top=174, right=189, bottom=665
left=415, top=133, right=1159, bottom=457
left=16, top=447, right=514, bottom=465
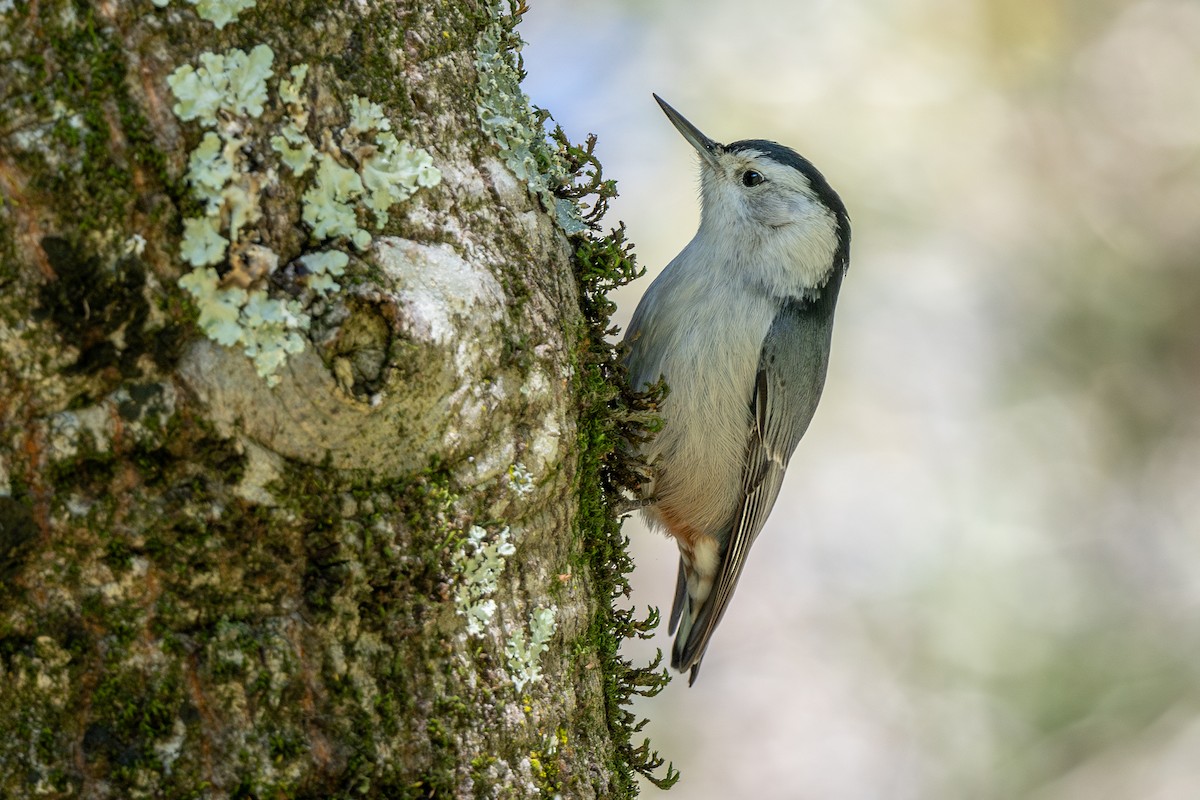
left=626, top=244, right=777, bottom=537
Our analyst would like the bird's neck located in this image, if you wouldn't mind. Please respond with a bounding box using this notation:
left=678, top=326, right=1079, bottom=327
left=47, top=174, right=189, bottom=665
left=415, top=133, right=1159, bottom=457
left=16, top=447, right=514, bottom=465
left=691, top=220, right=838, bottom=302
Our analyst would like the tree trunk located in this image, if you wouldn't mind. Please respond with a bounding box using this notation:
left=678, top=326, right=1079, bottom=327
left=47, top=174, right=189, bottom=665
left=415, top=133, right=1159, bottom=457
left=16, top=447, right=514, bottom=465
left=0, top=0, right=674, bottom=796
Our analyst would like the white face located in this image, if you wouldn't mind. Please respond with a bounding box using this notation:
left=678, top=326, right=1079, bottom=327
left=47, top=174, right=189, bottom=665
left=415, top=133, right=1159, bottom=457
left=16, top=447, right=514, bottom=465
left=652, top=96, right=846, bottom=296
left=695, top=148, right=843, bottom=295
left=701, top=147, right=833, bottom=231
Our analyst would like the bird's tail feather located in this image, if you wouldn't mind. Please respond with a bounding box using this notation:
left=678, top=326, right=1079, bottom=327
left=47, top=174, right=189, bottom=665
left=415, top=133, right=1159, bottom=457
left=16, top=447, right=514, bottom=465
left=669, top=560, right=716, bottom=686
left=668, top=560, right=687, bottom=635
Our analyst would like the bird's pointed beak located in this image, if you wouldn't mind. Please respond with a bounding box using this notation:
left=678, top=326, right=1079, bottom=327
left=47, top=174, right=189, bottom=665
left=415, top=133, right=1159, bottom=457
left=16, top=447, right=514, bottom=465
left=653, top=93, right=722, bottom=170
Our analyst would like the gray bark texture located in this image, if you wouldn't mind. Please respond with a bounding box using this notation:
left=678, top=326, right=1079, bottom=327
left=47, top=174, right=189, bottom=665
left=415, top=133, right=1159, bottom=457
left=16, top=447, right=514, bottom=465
left=0, top=0, right=673, bottom=797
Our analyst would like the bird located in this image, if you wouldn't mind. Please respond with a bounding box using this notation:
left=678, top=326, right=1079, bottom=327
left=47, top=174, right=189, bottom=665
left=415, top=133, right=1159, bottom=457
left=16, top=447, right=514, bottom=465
left=623, top=94, right=851, bottom=685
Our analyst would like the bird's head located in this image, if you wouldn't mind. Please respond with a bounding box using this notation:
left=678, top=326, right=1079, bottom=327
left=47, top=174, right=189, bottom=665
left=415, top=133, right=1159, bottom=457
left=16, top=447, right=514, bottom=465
left=654, top=94, right=850, bottom=296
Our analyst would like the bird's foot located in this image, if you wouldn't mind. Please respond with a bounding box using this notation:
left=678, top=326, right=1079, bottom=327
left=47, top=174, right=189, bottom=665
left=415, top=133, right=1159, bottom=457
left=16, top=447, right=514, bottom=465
left=613, top=496, right=656, bottom=517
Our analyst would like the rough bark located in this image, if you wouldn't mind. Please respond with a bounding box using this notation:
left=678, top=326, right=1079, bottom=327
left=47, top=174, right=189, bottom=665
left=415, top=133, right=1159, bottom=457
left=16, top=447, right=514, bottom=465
left=0, top=0, right=671, bottom=797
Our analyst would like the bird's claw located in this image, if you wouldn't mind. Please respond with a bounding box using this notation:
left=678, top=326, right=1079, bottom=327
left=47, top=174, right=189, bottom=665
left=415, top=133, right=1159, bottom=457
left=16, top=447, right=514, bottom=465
left=613, top=496, right=656, bottom=517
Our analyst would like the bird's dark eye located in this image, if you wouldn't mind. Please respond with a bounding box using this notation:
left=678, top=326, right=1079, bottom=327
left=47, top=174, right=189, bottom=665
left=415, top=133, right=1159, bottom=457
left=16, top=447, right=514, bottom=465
left=741, top=170, right=764, bottom=187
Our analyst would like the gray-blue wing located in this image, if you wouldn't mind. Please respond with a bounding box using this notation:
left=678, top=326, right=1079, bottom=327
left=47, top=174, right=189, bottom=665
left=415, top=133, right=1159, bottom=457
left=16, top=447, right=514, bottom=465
left=674, top=298, right=836, bottom=682
left=622, top=271, right=673, bottom=394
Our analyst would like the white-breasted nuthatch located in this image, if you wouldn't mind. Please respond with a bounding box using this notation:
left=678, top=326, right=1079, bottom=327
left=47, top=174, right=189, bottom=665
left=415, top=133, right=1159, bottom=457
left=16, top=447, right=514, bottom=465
left=624, top=95, right=850, bottom=685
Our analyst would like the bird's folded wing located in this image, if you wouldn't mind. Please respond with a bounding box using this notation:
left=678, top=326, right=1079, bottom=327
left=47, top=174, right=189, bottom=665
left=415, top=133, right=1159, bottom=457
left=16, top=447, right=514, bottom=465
left=674, top=299, right=834, bottom=681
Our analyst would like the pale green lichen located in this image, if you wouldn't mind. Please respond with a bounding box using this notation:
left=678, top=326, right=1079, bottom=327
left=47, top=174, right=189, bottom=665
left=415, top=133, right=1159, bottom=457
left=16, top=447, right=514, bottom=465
left=453, top=525, right=516, bottom=636
left=507, top=462, right=534, bottom=497
left=239, top=289, right=309, bottom=379
left=171, top=48, right=273, bottom=271
left=222, top=182, right=261, bottom=242
left=182, top=130, right=262, bottom=253
left=177, top=268, right=308, bottom=383
left=301, top=154, right=370, bottom=248
left=271, top=65, right=315, bottom=175
left=168, top=44, right=308, bottom=384
left=299, top=95, right=441, bottom=249
left=180, top=216, right=228, bottom=267
left=178, top=126, right=263, bottom=272
left=191, top=0, right=257, bottom=29
left=272, top=125, right=316, bottom=174
left=348, top=94, right=389, bottom=135
left=474, top=1, right=585, bottom=233
left=278, top=64, right=309, bottom=106
left=506, top=606, right=558, bottom=692
left=360, top=133, right=441, bottom=225
left=169, top=50, right=439, bottom=385
left=178, top=268, right=248, bottom=346
left=167, top=44, right=274, bottom=127
left=153, top=0, right=256, bottom=29
left=124, top=233, right=147, bottom=256
left=185, top=132, right=236, bottom=207
left=298, top=249, right=349, bottom=294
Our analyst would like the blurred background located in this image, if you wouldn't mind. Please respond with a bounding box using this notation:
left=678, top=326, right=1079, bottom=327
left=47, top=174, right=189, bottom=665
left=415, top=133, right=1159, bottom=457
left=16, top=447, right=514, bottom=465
left=520, top=0, right=1200, bottom=797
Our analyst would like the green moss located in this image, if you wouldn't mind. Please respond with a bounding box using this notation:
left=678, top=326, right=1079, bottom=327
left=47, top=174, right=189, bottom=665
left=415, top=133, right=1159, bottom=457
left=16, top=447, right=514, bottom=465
left=9, top=0, right=169, bottom=238
left=86, top=666, right=184, bottom=780
left=334, top=17, right=413, bottom=118
left=570, top=214, right=676, bottom=793
left=461, top=4, right=678, bottom=786
left=0, top=494, right=38, bottom=583
left=528, top=746, right=561, bottom=796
